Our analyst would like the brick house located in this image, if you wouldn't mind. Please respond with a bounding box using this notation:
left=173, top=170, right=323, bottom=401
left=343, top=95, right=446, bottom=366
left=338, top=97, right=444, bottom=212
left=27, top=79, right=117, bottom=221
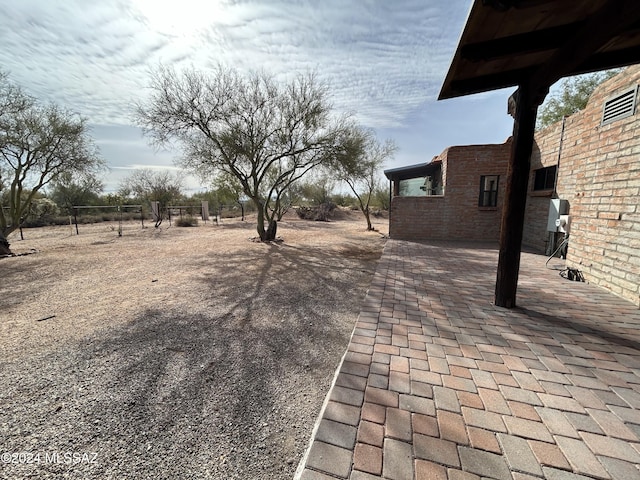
left=385, top=139, right=512, bottom=242
left=385, top=66, right=640, bottom=306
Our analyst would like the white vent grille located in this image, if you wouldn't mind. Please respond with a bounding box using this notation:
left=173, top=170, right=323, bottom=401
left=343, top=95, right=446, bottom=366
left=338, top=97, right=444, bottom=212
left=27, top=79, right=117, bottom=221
left=601, top=85, right=638, bottom=126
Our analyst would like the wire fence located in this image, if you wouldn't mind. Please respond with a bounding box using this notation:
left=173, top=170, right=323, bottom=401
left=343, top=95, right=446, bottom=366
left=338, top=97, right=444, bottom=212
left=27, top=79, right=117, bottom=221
left=4, top=201, right=256, bottom=241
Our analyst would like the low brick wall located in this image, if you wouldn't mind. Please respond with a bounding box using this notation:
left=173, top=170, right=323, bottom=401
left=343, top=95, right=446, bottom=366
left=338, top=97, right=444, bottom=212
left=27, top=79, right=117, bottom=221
left=389, top=196, right=446, bottom=240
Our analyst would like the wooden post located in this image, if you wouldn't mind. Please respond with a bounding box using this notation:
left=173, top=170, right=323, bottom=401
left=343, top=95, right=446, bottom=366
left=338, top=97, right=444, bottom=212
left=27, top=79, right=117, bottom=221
left=495, top=84, right=538, bottom=308
left=118, top=205, right=122, bottom=237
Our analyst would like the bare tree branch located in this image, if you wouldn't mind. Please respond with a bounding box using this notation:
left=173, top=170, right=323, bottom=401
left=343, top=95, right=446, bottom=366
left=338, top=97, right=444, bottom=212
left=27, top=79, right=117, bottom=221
left=135, top=64, right=349, bottom=241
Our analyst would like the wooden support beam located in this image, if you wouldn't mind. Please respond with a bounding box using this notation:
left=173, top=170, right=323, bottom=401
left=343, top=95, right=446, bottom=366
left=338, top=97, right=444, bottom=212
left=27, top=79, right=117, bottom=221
left=495, top=84, right=538, bottom=308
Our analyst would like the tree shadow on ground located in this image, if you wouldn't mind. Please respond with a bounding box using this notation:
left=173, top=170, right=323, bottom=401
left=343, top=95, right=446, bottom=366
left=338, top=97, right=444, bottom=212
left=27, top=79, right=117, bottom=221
left=2, top=237, right=380, bottom=480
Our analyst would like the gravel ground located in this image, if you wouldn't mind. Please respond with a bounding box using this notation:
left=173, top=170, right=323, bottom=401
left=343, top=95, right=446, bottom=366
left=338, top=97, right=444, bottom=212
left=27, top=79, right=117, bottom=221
left=0, top=211, right=387, bottom=479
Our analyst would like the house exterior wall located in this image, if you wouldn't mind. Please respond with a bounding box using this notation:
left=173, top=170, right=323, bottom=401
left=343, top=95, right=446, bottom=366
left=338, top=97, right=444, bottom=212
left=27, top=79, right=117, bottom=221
left=389, top=141, right=511, bottom=241
left=524, top=65, right=640, bottom=306
left=523, top=120, right=565, bottom=252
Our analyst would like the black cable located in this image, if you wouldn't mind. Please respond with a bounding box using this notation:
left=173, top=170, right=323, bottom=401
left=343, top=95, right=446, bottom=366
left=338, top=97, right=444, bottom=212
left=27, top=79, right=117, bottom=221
left=545, top=234, right=569, bottom=270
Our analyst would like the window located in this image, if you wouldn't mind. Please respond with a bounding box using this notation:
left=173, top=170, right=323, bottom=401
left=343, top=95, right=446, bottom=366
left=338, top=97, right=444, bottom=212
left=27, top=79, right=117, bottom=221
left=479, top=175, right=499, bottom=207
left=399, top=177, right=428, bottom=196
left=533, top=165, right=557, bottom=191
left=601, top=85, right=638, bottom=126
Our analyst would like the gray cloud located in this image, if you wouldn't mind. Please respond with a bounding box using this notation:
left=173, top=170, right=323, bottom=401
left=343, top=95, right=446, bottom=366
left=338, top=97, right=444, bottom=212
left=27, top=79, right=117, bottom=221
left=1, top=0, right=469, bottom=124
left=0, top=0, right=514, bottom=188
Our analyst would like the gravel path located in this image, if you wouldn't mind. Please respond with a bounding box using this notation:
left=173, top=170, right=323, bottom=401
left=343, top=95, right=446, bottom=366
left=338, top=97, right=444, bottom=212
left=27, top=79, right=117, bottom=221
left=0, top=212, right=387, bottom=479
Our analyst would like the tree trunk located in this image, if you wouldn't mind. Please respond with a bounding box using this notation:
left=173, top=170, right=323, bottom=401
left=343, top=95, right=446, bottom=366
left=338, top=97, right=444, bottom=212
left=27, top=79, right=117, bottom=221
left=256, top=203, right=267, bottom=241
left=265, top=219, right=277, bottom=240
left=364, top=209, right=374, bottom=231
left=254, top=198, right=278, bottom=241
left=0, top=231, right=12, bottom=256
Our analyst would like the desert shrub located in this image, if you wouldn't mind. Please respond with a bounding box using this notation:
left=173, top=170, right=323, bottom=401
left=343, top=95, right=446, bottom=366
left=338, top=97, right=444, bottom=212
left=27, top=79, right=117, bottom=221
left=48, top=216, right=74, bottom=226
left=176, top=216, right=198, bottom=227
left=20, top=198, right=60, bottom=227
left=295, top=202, right=335, bottom=221
left=21, top=217, right=49, bottom=228
left=80, top=215, right=100, bottom=224
left=332, top=192, right=357, bottom=208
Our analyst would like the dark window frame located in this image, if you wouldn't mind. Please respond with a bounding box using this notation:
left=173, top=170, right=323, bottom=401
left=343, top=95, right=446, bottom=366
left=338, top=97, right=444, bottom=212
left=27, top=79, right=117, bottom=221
left=533, top=165, right=557, bottom=191
left=478, top=175, right=499, bottom=207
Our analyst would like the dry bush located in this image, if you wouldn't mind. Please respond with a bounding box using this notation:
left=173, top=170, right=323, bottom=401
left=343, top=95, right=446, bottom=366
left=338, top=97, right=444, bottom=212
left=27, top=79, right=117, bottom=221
left=295, top=202, right=335, bottom=221
left=175, top=216, right=199, bottom=227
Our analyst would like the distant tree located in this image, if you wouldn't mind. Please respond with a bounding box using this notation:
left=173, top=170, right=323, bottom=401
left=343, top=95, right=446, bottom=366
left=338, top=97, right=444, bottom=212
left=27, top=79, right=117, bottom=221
left=50, top=171, right=104, bottom=215
left=0, top=72, right=103, bottom=255
left=298, top=174, right=335, bottom=206
left=24, top=197, right=59, bottom=227
left=135, top=64, right=349, bottom=241
left=212, top=172, right=244, bottom=209
left=207, top=172, right=250, bottom=219
left=371, top=185, right=391, bottom=211
left=331, top=127, right=396, bottom=231
left=331, top=191, right=357, bottom=208
left=537, top=69, right=622, bottom=130
left=118, top=168, right=183, bottom=226
left=293, top=175, right=336, bottom=221
left=104, top=193, right=124, bottom=206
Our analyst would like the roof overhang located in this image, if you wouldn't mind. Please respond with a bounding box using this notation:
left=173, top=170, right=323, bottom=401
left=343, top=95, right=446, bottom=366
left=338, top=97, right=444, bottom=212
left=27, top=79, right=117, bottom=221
left=439, top=0, right=640, bottom=102
left=384, top=161, right=441, bottom=182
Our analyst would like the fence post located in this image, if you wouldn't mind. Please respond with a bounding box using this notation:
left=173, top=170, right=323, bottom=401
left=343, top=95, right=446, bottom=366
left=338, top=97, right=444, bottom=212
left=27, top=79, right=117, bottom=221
left=118, top=205, right=122, bottom=237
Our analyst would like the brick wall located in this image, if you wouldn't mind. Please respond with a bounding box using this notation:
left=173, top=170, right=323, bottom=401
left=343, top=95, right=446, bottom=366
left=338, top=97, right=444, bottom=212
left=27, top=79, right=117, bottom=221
left=389, top=140, right=511, bottom=242
left=525, top=65, right=640, bottom=306
left=389, top=196, right=447, bottom=240
left=524, top=121, right=564, bottom=252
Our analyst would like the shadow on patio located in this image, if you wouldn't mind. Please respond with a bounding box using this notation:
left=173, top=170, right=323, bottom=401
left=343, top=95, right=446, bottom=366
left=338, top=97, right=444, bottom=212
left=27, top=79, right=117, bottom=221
left=297, top=239, right=640, bottom=480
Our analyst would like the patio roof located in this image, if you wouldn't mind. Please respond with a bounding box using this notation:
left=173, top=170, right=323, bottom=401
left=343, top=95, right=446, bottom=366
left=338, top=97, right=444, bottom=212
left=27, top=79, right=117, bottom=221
left=383, top=160, right=441, bottom=182
left=440, top=0, right=640, bottom=101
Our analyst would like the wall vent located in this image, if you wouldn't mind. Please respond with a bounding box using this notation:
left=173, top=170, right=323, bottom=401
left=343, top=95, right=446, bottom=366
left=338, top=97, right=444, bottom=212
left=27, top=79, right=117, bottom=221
left=601, top=85, right=638, bottom=126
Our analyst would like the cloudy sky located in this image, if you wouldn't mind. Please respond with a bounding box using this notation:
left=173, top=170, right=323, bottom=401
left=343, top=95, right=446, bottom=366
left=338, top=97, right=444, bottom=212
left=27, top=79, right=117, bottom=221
left=0, top=0, right=516, bottom=194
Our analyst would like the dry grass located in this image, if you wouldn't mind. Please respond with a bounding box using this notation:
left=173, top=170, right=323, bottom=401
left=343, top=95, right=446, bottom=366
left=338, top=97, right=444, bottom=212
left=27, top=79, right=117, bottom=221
left=0, top=210, right=387, bottom=479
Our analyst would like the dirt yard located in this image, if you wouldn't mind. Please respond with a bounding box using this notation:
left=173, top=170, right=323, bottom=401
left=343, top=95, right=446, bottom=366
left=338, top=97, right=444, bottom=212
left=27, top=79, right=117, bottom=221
left=0, top=210, right=387, bottom=479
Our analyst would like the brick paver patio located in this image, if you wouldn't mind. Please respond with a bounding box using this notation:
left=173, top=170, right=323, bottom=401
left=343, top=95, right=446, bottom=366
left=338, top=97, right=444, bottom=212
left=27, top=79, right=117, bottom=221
left=295, top=240, right=640, bottom=480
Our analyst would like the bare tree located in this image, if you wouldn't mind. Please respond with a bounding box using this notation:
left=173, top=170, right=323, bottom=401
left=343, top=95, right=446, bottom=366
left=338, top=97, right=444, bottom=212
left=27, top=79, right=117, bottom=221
left=118, top=168, right=183, bottom=227
left=332, top=127, right=396, bottom=231
left=0, top=73, right=103, bottom=255
left=135, top=65, right=348, bottom=241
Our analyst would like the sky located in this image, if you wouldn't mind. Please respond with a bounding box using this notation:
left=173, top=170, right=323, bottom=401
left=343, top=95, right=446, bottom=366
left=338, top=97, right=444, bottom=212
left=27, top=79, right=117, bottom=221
left=0, top=0, right=517, bottom=194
